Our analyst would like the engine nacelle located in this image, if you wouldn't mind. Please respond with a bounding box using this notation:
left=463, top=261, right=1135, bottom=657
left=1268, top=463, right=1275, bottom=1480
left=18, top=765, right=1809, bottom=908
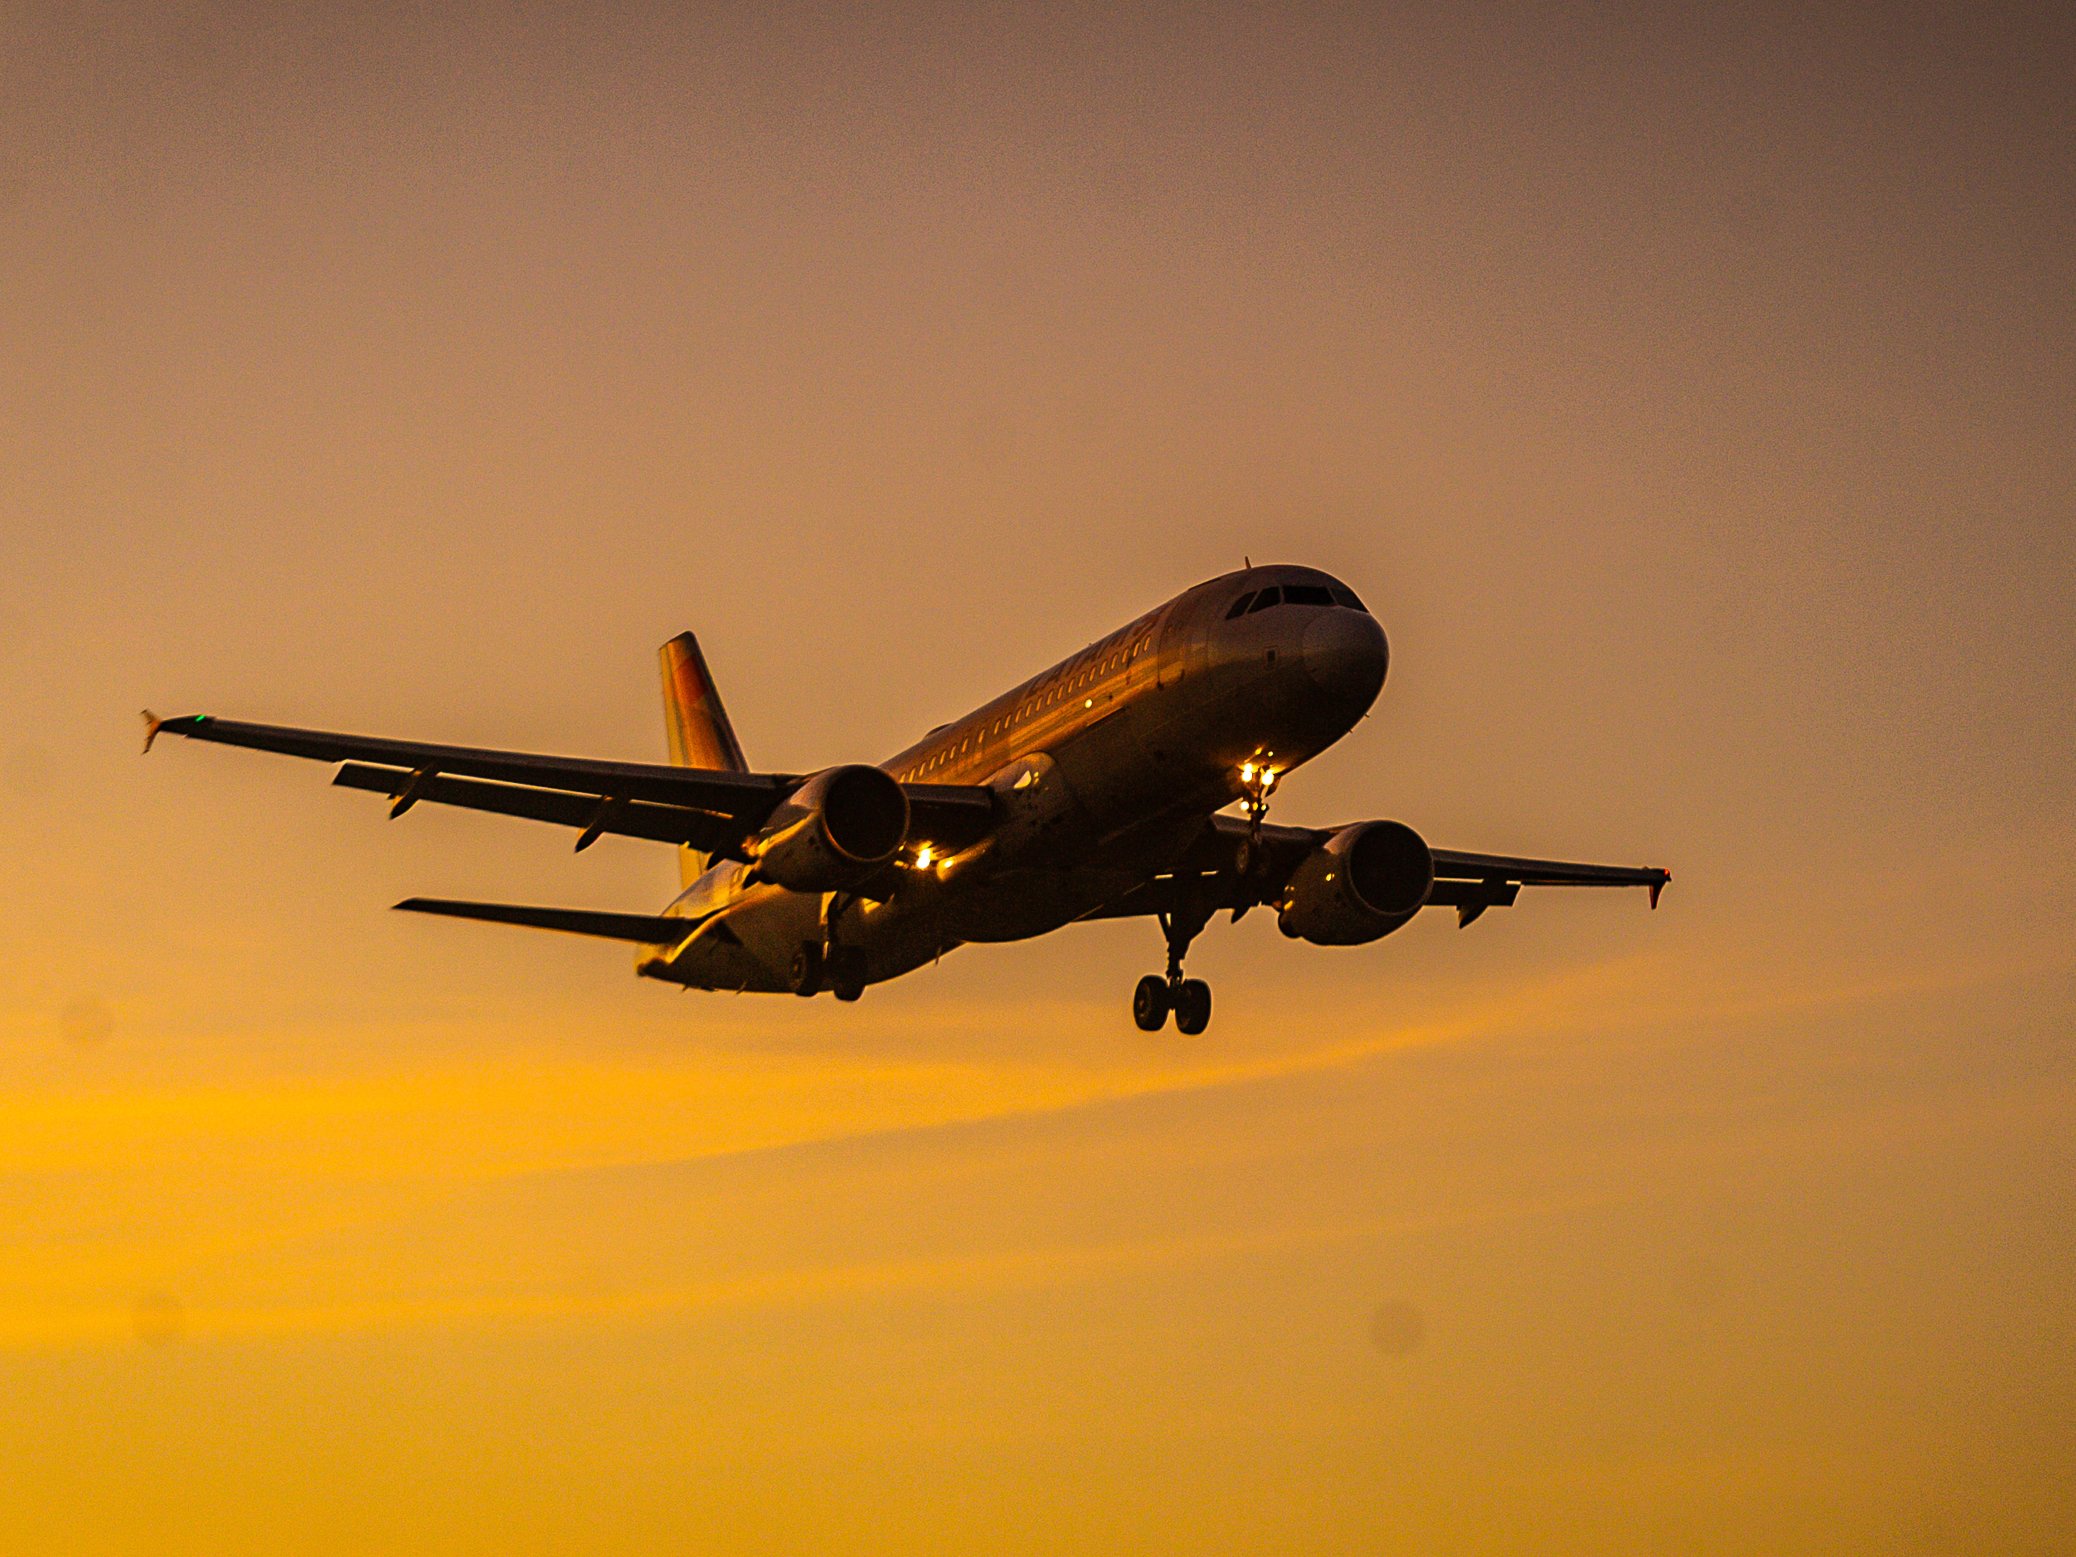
left=1276, top=820, right=1434, bottom=945
left=749, top=765, right=909, bottom=893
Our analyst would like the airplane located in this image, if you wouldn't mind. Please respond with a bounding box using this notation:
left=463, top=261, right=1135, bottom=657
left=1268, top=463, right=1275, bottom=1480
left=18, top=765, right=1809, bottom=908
left=144, top=564, right=1668, bottom=1033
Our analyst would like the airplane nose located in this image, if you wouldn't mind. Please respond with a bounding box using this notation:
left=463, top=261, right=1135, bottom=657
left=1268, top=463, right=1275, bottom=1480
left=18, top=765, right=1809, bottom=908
left=1300, top=609, right=1388, bottom=709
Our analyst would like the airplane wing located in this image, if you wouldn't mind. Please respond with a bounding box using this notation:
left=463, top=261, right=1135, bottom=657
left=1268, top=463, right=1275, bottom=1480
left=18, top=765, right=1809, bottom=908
left=1086, top=815, right=1668, bottom=927
left=1420, top=845, right=1668, bottom=924
left=144, top=713, right=995, bottom=856
left=1425, top=847, right=1669, bottom=895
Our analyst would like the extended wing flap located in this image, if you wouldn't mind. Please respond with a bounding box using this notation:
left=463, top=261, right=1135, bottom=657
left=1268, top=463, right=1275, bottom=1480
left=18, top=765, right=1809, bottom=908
left=394, top=897, right=696, bottom=943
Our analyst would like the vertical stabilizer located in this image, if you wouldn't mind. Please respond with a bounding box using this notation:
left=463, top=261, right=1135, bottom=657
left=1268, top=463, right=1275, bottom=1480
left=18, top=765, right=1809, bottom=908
left=659, top=633, right=748, bottom=884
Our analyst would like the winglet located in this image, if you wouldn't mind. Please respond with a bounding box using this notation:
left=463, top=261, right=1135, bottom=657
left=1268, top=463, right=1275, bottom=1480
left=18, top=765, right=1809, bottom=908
left=1649, top=871, right=1670, bottom=910
left=142, top=712, right=211, bottom=752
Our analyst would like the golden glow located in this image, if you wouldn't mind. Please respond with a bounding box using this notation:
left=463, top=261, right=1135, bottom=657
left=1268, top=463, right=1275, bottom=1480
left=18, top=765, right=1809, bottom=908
left=3, top=5, right=2070, bottom=1550
left=913, top=844, right=935, bottom=869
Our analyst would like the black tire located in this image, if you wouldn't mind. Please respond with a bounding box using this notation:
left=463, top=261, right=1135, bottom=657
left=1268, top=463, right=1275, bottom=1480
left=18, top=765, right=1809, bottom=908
left=829, top=948, right=866, bottom=1002
left=1132, top=974, right=1170, bottom=1031
left=1173, top=978, right=1212, bottom=1035
left=789, top=943, right=823, bottom=998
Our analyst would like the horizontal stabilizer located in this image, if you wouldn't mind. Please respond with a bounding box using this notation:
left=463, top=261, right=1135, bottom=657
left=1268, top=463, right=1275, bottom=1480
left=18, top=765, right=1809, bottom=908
left=394, top=898, right=696, bottom=944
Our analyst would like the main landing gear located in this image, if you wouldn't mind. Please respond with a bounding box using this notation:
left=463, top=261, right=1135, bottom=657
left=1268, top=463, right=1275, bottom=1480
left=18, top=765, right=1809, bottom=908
left=1134, top=904, right=1213, bottom=1035
left=790, top=924, right=867, bottom=1002
left=789, top=894, right=869, bottom=1002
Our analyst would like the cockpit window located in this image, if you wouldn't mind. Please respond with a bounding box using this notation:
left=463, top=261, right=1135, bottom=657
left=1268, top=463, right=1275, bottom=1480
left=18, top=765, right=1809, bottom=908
left=1328, top=585, right=1368, bottom=613
left=1284, top=584, right=1333, bottom=607
left=1225, top=590, right=1256, bottom=619
left=1245, top=587, right=1281, bottom=613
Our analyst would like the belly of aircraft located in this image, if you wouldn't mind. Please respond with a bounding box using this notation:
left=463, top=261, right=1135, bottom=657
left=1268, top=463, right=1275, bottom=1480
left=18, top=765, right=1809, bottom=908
left=930, top=866, right=1141, bottom=943
left=642, top=858, right=1152, bottom=992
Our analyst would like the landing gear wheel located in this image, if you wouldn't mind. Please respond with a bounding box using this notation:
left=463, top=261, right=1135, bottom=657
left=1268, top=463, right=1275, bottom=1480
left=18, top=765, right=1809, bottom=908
left=829, top=948, right=866, bottom=1003
left=789, top=943, right=823, bottom=998
left=1172, top=978, right=1212, bottom=1035
left=1132, top=974, right=1171, bottom=1031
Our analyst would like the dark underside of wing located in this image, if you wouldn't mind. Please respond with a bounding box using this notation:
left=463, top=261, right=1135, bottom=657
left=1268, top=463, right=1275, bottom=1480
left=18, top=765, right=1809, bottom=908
left=332, top=763, right=747, bottom=852
left=1424, top=847, right=1669, bottom=892
left=1086, top=815, right=1669, bottom=927
left=148, top=713, right=994, bottom=855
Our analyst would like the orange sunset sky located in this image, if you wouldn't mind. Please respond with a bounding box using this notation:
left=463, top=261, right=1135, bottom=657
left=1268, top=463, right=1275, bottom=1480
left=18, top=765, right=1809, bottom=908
left=3, top=3, right=2072, bottom=1552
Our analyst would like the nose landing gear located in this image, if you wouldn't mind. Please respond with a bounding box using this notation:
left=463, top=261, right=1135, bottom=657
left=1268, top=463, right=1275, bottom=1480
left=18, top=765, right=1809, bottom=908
left=1134, top=972, right=1213, bottom=1035
left=1238, top=759, right=1278, bottom=842
left=1133, top=905, right=1214, bottom=1034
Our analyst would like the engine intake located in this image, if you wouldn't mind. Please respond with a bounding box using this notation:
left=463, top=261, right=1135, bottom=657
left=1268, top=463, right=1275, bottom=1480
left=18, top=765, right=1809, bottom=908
left=1276, top=820, right=1434, bottom=945
left=750, top=765, right=909, bottom=892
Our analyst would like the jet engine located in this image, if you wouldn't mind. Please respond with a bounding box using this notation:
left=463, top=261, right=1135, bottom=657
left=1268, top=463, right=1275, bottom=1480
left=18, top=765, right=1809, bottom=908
left=749, top=765, right=909, bottom=892
left=1276, top=820, right=1434, bottom=945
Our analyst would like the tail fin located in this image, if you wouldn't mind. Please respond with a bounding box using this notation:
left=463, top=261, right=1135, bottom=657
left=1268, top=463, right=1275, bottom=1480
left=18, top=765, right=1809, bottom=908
left=659, top=633, right=748, bottom=885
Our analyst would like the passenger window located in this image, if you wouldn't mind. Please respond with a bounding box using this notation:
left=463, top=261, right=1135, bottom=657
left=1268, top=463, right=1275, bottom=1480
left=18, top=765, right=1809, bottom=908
left=1285, top=584, right=1333, bottom=607
left=1225, top=591, right=1256, bottom=619
left=1246, top=587, right=1280, bottom=613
